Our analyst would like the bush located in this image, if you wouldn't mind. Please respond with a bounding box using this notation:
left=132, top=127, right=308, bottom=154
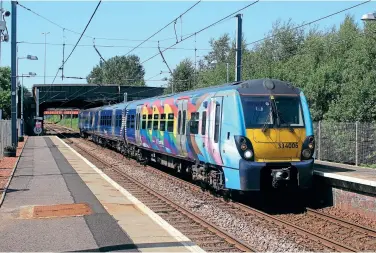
left=18, top=136, right=24, bottom=142
left=4, top=146, right=16, bottom=152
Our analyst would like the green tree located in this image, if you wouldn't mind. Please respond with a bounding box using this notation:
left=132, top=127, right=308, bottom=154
left=0, top=67, right=11, bottom=118
left=167, top=58, right=195, bottom=93
left=87, top=55, right=145, bottom=86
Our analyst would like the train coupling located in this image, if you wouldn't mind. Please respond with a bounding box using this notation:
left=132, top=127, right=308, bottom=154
left=271, top=167, right=291, bottom=188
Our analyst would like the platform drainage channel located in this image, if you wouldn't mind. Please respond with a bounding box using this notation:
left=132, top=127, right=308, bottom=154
left=20, top=203, right=92, bottom=219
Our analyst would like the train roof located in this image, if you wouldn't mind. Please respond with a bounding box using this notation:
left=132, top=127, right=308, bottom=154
left=79, top=79, right=301, bottom=112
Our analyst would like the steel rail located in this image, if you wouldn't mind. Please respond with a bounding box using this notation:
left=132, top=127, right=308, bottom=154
left=45, top=124, right=256, bottom=252
left=47, top=123, right=370, bottom=252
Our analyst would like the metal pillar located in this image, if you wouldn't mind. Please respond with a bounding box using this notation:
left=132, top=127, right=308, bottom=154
left=11, top=1, right=17, bottom=147
left=20, top=75, right=24, bottom=136
left=124, top=92, right=128, bottom=102
left=70, top=112, right=73, bottom=129
left=36, top=88, right=39, bottom=117
left=235, top=14, right=242, bottom=82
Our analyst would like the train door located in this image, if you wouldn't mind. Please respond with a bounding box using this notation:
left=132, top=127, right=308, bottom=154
left=93, top=111, right=99, bottom=133
left=112, top=109, right=116, bottom=136
left=135, top=105, right=143, bottom=145
left=122, top=108, right=127, bottom=140
left=208, top=96, right=223, bottom=165
left=177, top=99, right=188, bottom=157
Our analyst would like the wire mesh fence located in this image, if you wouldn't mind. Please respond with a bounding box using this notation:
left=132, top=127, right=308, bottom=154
left=0, top=120, right=12, bottom=158
left=313, top=121, right=376, bottom=167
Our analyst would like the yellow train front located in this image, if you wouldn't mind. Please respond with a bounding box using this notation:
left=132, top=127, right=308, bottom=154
left=233, top=79, right=315, bottom=191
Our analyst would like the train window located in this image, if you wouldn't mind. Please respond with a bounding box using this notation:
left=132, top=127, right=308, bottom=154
left=153, top=119, right=159, bottom=130
left=154, top=114, right=159, bottom=119
left=160, top=121, right=166, bottom=131
left=167, top=113, right=174, bottom=132
left=159, top=114, right=166, bottom=131
left=167, top=121, right=174, bottom=132
left=141, top=115, right=146, bottom=129
left=147, top=114, right=152, bottom=129
left=178, top=111, right=181, bottom=134
left=126, top=115, right=130, bottom=128
left=130, top=114, right=135, bottom=128
left=214, top=104, right=221, bottom=143
left=202, top=111, right=207, bottom=135
left=190, top=112, right=199, bottom=135
left=116, top=115, right=121, bottom=127
left=182, top=111, right=186, bottom=135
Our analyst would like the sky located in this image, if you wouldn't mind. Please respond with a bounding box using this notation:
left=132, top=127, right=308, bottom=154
left=1, top=0, right=375, bottom=90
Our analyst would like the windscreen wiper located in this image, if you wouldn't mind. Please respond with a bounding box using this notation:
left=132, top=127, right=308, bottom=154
left=262, top=105, right=273, bottom=133
left=276, top=111, right=294, bottom=133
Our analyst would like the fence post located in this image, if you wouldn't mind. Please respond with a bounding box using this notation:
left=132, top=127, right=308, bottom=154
left=355, top=121, right=359, bottom=166
left=318, top=120, right=321, bottom=160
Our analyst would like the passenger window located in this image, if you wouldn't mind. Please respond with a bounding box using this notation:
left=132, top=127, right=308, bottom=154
left=182, top=111, right=186, bottom=135
left=167, top=113, right=174, bottom=132
left=147, top=114, right=152, bottom=129
left=160, top=114, right=166, bottom=131
left=153, top=114, right=159, bottom=130
left=142, top=115, right=146, bottom=129
left=178, top=111, right=181, bottom=134
left=126, top=115, right=130, bottom=128
left=190, top=112, right=199, bottom=135
left=214, top=104, right=220, bottom=143
left=202, top=111, right=207, bottom=135
left=130, top=115, right=135, bottom=128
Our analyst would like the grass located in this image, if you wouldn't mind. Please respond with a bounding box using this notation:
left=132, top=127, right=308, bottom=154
left=45, top=115, right=79, bottom=131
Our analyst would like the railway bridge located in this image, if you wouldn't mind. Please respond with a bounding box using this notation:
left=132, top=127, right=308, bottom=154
left=25, top=83, right=165, bottom=135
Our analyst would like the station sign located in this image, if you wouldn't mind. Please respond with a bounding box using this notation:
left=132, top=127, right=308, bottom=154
left=34, top=120, right=43, bottom=135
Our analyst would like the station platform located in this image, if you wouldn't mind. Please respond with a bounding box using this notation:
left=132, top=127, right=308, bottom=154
left=313, top=160, right=376, bottom=218
left=314, top=160, right=376, bottom=193
left=0, top=136, right=203, bottom=252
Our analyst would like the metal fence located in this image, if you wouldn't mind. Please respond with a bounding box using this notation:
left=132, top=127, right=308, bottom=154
left=0, top=120, right=11, bottom=158
left=313, top=121, right=376, bottom=167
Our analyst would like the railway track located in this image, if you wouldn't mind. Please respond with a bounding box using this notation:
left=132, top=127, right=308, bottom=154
left=45, top=124, right=255, bottom=252
left=46, top=123, right=376, bottom=252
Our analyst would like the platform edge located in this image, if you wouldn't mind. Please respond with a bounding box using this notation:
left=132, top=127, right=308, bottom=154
left=55, top=136, right=206, bottom=253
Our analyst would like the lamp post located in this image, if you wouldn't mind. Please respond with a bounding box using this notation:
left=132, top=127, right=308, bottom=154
left=42, top=32, right=50, bottom=84
left=210, top=60, right=229, bottom=82
left=20, top=72, right=36, bottom=137
left=361, top=12, right=376, bottom=21
left=16, top=54, right=38, bottom=136
left=17, top=54, right=38, bottom=84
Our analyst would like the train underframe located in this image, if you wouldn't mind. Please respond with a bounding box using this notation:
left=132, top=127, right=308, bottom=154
left=81, top=131, right=226, bottom=192
left=80, top=130, right=311, bottom=194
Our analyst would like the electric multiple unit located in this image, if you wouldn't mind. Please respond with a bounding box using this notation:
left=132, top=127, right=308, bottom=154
left=79, top=79, right=315, bottom=192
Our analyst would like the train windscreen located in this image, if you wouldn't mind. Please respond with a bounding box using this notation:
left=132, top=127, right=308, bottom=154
left=240, top=96, right=304, bottom=128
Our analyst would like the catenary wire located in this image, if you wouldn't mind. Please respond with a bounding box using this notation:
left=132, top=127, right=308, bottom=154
left=141, top=0, right=260, bottom=65
left=124, top=0, right=201, bottom=56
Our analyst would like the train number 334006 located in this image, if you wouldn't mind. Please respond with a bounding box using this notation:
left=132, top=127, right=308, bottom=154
left=278, top=142, right=298, bottom=148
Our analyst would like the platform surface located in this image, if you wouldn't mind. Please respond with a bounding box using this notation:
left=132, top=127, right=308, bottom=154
left=314, top=160, right=376, bottom=188
left=0, top=136, right=202, bottom=252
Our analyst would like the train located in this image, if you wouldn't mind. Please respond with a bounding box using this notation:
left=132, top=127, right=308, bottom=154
left=78, top=78, right=315, bottom=192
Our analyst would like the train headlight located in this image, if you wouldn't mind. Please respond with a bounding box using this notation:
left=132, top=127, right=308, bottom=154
left=302, top=149, right=311, bottom=159
left=308, top=143, right=314, bottom=149
left=244, top=150, right=253, bottom=159
left=234, top=135, right=255, bottom=161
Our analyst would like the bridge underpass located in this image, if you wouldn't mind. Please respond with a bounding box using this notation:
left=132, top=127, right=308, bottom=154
left=27, top=83, right=165, bottom=135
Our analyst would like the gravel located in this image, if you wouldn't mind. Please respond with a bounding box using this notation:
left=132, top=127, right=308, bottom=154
left=74, top=138, right=332, bottom=252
